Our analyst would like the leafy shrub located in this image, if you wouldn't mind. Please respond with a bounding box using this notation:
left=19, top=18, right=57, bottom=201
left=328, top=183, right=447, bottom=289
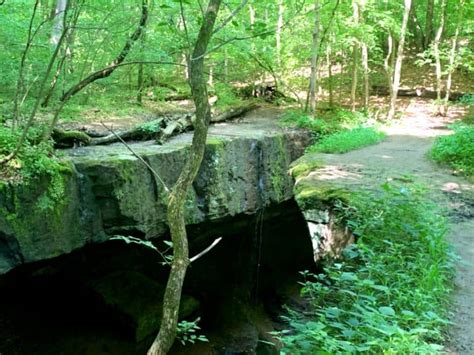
left=458, top=94, right=474, bottom=106
left=308, top=127, right=385, bottom=154
left=0, top=126, right=67, bottom=210
left=280, top=110, right=334, bottom=136
left=212, top=83, right=243, bottom=109
left=431, top=125, right=474, bottom=179
left=280, top=108, right=385, bottom=156
left=277, top=183, right=456, bottom=354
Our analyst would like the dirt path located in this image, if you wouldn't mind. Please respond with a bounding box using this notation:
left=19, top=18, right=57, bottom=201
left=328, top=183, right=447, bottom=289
left=307, top=98, right=473, bottom=353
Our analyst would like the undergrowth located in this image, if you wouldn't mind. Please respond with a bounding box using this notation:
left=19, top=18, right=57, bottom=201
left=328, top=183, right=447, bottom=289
left=280, top=108, right=385, bottom=153
left=0, top=126, right=67, bottom=210
left=309, top=127, right=385, bottom=154
left=277, top=183, right=456, bottom=354
left=431, top=124, right=474, bottom=180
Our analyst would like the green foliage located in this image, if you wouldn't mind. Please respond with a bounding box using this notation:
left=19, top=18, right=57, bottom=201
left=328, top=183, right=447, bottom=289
left=212, top=83, right=243, bottom=110
left=282, top=108, right=372, bottom=130
left=308, top=127, right=386, bottom=154
left=176, top=318, right=209, bottom=346
left=458, top=94, right=474, bottom=106
left=281, top=109, right=384, bottom=154
left=431, top=125, right=474, bottom=179
left=0, top=126, right=67, bottom=210
left=278, top=183, right=456, bottom=354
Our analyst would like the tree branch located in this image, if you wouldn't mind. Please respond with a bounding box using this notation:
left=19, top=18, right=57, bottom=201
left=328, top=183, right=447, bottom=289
left=59, top=0, right=149, bottom=103
left=100, top=122, right=170, bottom=194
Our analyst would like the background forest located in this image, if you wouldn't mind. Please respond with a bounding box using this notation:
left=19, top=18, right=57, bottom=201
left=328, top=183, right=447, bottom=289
left=0, top=0, right=473, bottom=354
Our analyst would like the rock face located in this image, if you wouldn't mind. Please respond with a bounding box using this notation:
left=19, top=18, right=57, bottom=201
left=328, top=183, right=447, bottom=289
left=289, top=153, right=354, bottom=262
left=0, top=118, right=310, bottom=274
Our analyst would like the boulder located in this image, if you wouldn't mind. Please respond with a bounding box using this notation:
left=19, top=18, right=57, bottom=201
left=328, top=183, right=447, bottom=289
left=0, top=118, right=310, bottom=274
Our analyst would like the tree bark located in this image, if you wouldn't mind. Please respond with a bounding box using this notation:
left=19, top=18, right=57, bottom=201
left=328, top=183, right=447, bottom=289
left=1, top=2, right=70, bottom=164
left=327, top=40, right=334, bottom=108
left=424, top=0, right=435, bottom=49
left=276, top=0, right=284, bottom=68
left=442, top=0, right=465, bottom=116
left=350, top=0, right=359, bottom=112
left=360, top=4, right=369, bottom=111
left=42, top=0, right=149, bottom=141
left=433, top=0, right=446, bottom=114
left=146, top=1, right=223, bottom=353
left=384, top=32, right=394, bottom=93
left=59, top=0, right=148, bottom=103
left=387, top=0, right=412, bottom=120
left=50, top=0, right=67, bottom=46
left=308, top=0, right=320, bottom=114
left=13, top=0, right=40, bottom=127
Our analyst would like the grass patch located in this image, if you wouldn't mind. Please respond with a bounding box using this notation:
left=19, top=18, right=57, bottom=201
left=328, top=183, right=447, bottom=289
left=277, top=183, right=456, bottom=354
left=280, top=109, right=384, bottom=153
left=431, top=125, right=474, bottom=180
left=308, top=127, right=386, bottom=154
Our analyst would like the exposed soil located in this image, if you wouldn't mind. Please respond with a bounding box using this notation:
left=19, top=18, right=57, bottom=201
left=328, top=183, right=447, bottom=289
left=306, top=98, right=473, bottom=353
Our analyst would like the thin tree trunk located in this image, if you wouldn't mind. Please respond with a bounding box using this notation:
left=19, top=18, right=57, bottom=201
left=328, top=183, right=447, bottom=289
left=442, top=0, right=464, bottom=116
left=13, top=0, right=40, bottom=127
left=224, top=36, right=228, bottom=82
left=387, top=0, right=412, bottom=120
left=350, top=0, right=359, bottom=112
left=384, top=32, right=394, bottom=93
left=42, top=0, right=149, bottom=141
left=327, top=41, right=334, bottom=108
left=137, top=63, right=144, bottom=104
left=308, top=0, right=320, bottom=114
left=424, top=0, right=434, bottom=49
left=0, top=7, right=70, bottom=164
left=50, top=0, right=67, bottom=46
left=361, top=43, right=369, bottom=110
left=59, top=0, right=148, bottom=103
left=146, top=1, right=223, bottom=353
left=360, top=5, right=369, bottom=111
left=433, top=0, right=446, bottom=114
left=276, top=0, right=284, bottom=68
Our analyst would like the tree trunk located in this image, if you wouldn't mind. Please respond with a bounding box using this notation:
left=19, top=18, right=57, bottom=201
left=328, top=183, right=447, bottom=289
left=327, top=41, right=334, bottom=108
left=433, top=0, right=446, bottom=114
left=350, top=0, right=359, bottom=112
left=13, top=0, right=40, bottom=127
left=387, top=0, right=412, bottom=120
left=146, top=1, right=223, bottom=353
left=50, top=0, right=67, bottom=46
left=442, top=0, right=464, bottom=116
left=308, top=0, right=320, bottom=114
left=137, top=63, right=144, bottom=104
left=42, top=0, right=149, bottom=141
left=384, top=32, right=393, bottom=92
left=1, top=2, right=70, bottom=164
left=276, top=0, right=284, bottom=68
left=360, top=5, right=369, bottom=111
left=424, top=0, right=434, bottom=49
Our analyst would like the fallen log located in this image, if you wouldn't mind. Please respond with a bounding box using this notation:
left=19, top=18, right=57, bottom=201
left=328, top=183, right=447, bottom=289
left=52, top=128, right=91, bottom=148
left=211, top=102, right=259, bottom=123
left=371, top=85, right=466, bottom=101
left=53, top=103, right=259, bottom=148
left=164, top=93, right=192, bottom=101
left=155, top=103, right=260, bottom=144
left=90, top=117, right=165, bottom=146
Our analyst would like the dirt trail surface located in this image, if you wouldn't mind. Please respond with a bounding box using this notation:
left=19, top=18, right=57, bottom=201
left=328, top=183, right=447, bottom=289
left=301, top=98, right=473, bottom=353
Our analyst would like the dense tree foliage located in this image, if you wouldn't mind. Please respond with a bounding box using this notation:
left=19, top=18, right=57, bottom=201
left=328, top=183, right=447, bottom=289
left=0, top=0, right=473, bottom=352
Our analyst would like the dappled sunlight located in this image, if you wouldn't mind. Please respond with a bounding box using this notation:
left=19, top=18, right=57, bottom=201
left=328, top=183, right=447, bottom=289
left=309, top=164, right=363, bottom=181
left=378, top=98, right=470, bottom=139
